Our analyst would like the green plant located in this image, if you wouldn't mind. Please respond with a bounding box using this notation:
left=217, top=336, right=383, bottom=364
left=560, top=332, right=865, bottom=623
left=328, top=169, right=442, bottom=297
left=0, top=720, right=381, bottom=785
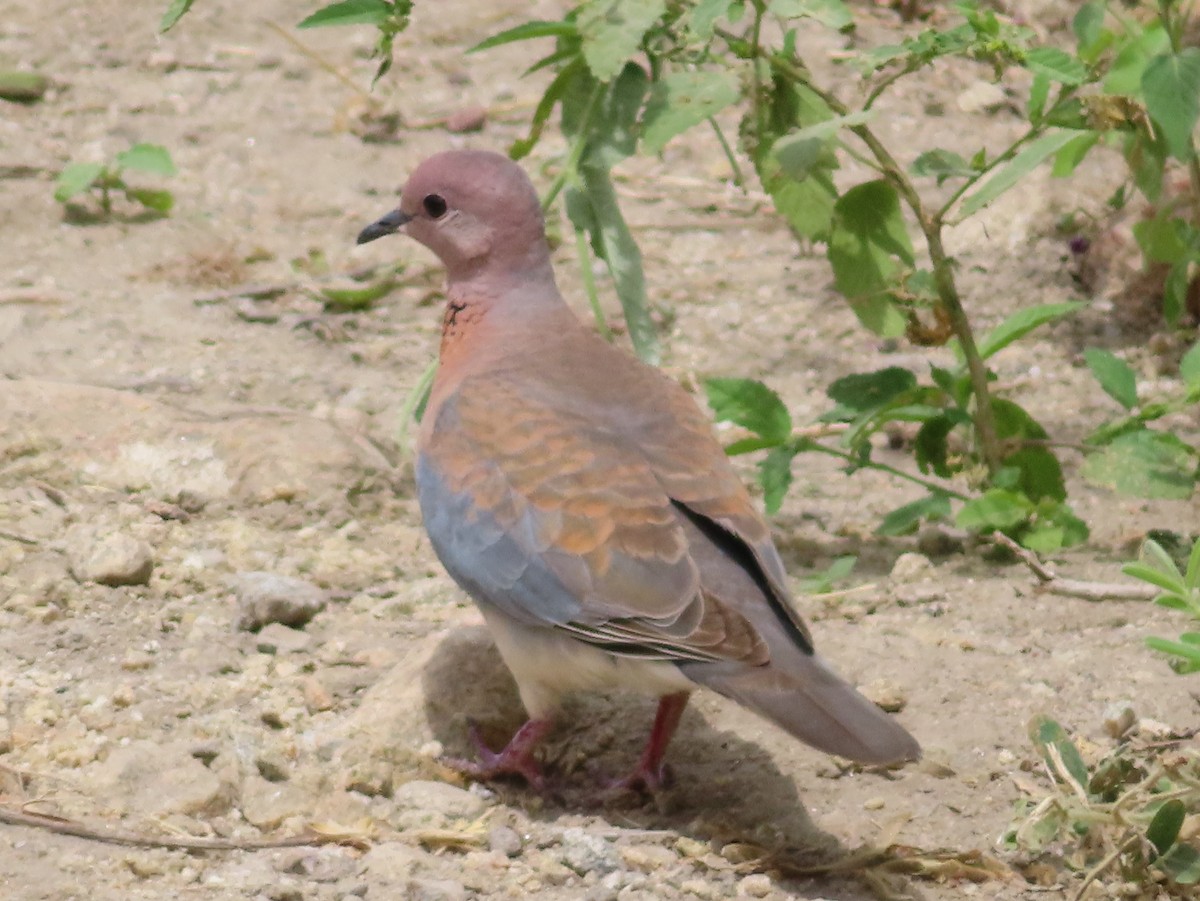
left=54, top=143, right=177, bottom=217
left=1124, top=535, right=1200, bottom=674
left=1006, top=716, right=1200, bottom=895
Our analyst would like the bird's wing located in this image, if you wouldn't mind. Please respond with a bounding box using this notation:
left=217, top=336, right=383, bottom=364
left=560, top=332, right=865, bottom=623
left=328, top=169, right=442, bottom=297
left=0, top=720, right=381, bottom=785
left=416, top=378, right=767, bottom=665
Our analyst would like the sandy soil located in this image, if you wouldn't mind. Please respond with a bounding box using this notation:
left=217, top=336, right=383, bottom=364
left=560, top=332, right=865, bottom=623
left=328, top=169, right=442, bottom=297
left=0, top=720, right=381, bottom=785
left=1, top=1, right=1198, bottom=899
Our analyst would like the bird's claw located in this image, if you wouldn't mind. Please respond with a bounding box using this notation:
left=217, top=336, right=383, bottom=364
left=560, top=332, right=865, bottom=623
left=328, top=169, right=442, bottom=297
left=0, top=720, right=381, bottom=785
left=441, top=718, right=550, bottom=792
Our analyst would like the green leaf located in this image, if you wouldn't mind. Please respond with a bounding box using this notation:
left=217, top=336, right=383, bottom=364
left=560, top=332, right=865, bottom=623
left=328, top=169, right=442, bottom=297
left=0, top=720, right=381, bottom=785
left=1164, top=261, right=1190, bottom=325
left=572, top=166, right=660, bottom=363
left=1133, top=216, right=1191, bottom=264
left=957, top=489, right=1030, bottom=531
left=687, top=0, right=730, bottom=40
left=1157, top=841, right=1200, bottom=883
left=469, top=20, right=578, bottom=52
left=768, top=0, right=852, bottom=30
left=876, top=493, right=952, bottom=536
left=510, top=58, right=586, bottom=159
left=1083, top=348, right=1138, bottom=410
left=1142, top=49, right=1200, bottom=160
left=828, top=180, right=914, bottom=311
left=641, top=70, right=739, bottom=154
left=1182, top=341, right=1200, bottom=391
left=760, top=444, right=796, bottom=514
left=1030, top=716, right=1090, bottom=791
left=976, top=301, right=1083, bottom=359
left=1051, top=132, right=1099, bottom=177
left=298, top=0, right=391, bottom=28
left=1082, top=431, right=1197, bottom=499
left=1146, top=637, right=1200, bottom=674
left=54, top=162, right=105, bottom=202
left=914, top=415, right=956, bottom=477
left=910, top=149, right=975, bottom=184
left=958, top=130, right=1080, bottom=218
left=577, top=0, right=666, bottom=82
left=1027, top=72, right=1051, bottom=122
left=770, top=110, right=872, bottom=180
left=115, top=143, right=176, bottom=176
left=1122, top=561, right=1186, bottom=596
left=1024, top=47, right=1087, bottom=86
left=160, top=0, right=195, bottom=32
left=319, top=275, right=399, bottom=310
left=826, top=367, right=917, bottom=411
left=704, top=377, right=792, bottom=443
left=1105, top=23, right=1169, bottom=95
left=1072, top=2, right=1105, bottom=60
left=1148, top=799, right=1186, bottom=857
left=1187, top=535, right=1200, bottom=589
left=124, top=188, right=174, bottom=213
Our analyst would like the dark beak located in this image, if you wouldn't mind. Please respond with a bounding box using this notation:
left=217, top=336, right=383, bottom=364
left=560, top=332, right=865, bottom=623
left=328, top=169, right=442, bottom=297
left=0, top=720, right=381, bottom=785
left=357, top=209, right=413, bottom=245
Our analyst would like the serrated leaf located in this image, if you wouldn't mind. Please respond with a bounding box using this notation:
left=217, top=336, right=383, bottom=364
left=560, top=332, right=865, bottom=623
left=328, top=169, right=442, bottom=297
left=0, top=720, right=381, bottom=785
left=1180, top=342, right=1200, bottom=391
left=977, top=301, right=1083, bottom=360
left=1024, top=47, right=1087, bottom=86
left=1083, top=348, right=1138, bottom=410
left=826, top=367, right=917, bottom=411
left=160, top=0, right=195, bottom=32
left=577, top=0, right=665, bottom=82
left=760, top=443, right=796, bottom=514
left=469, top=20, right=578, bottom=52
left=770, top=110, right=872, bottom=180
left=958, top=130, right=1080, bottom=218
left=875, top=493, right=952, bottom=536
left=828, top=180, right=914, bottom=306
left=768, top=0, right=852, bottom=29
left=1082, top=431, right=1197, bottom=499
left=705, top=377, right=792, bottom=443
left=1148, top=799, right=1186, bottom=856
left=54, top=162, right=105, bottom=202
left=641, top=70, right=739, bottom=154
left=1142, top=49, right=1200, bottom=160
left=115, top=143, right=176, bottom=176
left=298, top=0, right=390, bottom=28
left=956, top=489, right=1030, bottom=531
left=687, top=0, right=729, bottom=40
left=125, top=188, right=174, bottom=213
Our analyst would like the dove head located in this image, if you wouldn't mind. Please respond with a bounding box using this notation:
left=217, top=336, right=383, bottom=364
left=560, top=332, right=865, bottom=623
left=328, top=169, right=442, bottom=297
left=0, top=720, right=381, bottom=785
left=358, top=150, right=552, bottom=288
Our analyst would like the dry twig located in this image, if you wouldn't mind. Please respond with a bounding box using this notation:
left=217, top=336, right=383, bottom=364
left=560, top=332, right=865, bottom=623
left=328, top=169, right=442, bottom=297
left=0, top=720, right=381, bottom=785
left=993, top=533, right=1157, bottom=602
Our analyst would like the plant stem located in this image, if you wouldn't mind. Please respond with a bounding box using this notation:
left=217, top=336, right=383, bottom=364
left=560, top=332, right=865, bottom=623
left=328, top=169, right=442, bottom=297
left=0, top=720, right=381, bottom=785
left=708, top=117, right=745, bottom=187
left=574, top=225, right=612, bottom=342
left=760, top=52, right=1005, bottom=475
left=799, top=439, right=971, bottom=501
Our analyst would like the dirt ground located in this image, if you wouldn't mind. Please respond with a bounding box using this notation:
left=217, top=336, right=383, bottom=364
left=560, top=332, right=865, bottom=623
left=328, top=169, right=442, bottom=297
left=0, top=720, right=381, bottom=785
left=2, top=1, right=1198, bottom=899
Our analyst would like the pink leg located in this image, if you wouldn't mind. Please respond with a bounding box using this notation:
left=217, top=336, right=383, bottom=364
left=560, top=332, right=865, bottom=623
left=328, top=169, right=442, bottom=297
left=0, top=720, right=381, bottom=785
left=443, top=718, right=553, bottom=791
left=611, top=692, right=691, bottom=793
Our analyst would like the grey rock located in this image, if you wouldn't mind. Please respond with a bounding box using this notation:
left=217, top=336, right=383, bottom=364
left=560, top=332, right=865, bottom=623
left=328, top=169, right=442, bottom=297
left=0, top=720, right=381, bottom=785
left=256, top=622, right=313, bottom=655
left=560, top=826, right=618, bottom=876
left=276, top=847, right=358, bottom=883
left=241, top=775, right=310, bottom=829
left=407, top=878, right=466, bottom=901
left=393, top=779, right=488, bottom=820
left=360, top=842, right=422, bottom=884
left=67, top=527, right=153, bottom=587
left=488, top=824, right=522, bottom=857
left=234, top=571, right=326, bottom=631
left=90, top=740, right=227, bottom=817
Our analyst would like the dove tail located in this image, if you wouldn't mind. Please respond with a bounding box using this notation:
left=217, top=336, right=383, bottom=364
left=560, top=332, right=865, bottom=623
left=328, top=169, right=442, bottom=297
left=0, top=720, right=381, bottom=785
left=681, top=653, right=921, bottom=765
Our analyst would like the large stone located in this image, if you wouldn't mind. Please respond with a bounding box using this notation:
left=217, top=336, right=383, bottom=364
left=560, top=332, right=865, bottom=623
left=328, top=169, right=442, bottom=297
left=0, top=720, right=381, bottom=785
left=234, top=571, right=327, bottom=630
left=66, top=527, right=153, bottom=587
left=89, top=740, right=228, bottom=817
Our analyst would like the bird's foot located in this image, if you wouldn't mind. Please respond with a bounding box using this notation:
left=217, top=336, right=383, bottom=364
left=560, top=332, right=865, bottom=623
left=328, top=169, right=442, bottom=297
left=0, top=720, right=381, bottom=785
left=442, top=718, right=552, bottom=792
left=605, top=760, right=675, bottom=795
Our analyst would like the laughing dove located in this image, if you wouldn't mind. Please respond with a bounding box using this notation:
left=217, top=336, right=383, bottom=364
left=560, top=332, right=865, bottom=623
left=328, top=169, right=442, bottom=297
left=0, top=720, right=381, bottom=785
left=358, top=150, right=920, bottom=791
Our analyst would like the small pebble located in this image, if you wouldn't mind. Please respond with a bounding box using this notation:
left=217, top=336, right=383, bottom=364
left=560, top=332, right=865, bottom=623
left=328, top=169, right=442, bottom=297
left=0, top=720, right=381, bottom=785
left=488, top=824, right=522, bottom=858
left=738, top=873, right=773, bottom=897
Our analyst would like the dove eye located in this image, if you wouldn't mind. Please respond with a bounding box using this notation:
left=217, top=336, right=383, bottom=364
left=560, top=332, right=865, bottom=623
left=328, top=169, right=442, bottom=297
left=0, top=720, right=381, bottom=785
left=423, top=194, right=448, bottom=218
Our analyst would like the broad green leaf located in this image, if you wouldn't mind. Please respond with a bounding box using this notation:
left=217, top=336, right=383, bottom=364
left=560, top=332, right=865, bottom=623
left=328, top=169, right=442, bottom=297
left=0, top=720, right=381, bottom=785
left=1182, top=342, right=1200, bottom=391
left=577, top=0, right=665, bottom=82
left=770, top=110, right=872, bottom=180
left=760, top=443, right=796, bottom=514
left=573, top=166, right=659, bottom=363
left=1023, top=499, right=1088, bottom=550
left=875, top=493, right=952, bottom=536
left=1157, top=841, right=1200, bottom=882
left=1142, top=49, right=1200, bottom=160
left=704, top=377, right=792, bottom=443
left=768, top=0, right=852, bottom=30
left=956, top=489, right=1030, bottom=531
left=1164, top=260, right=1190, bottom=325
left=1027, top=72, right=1051, bottom=122
left=914, top=415, right=956, bottom=477
left=1051, top=132, right=1099, bottom=177
left=160, top=0, right=195, bottom=32
left=1003, top=447, right=1066, bottom=503
left=958, top=130, right=1080, bottom=218
left=826, top=367, right=917, bottom=411
left=1082, top=431, right=1197, bottom=499
left=125, top=188, right=174, bottom=213
left=581, top=62, right=649, bottom=168
left=1083, top=348, right=1138, bottom=410
left=115, top=143, right=176, bottom=176
left=1133, top=216, right=1191, bottom=264
left=1104, top=23, right=1169, bottom=95
left=828, top=180, right=914, bottom=308
left=1024, top=47, right=1087, bottom=86
left=763, top=168, right=838, bottom=240
left=1030, top=716, right=1090, bottom=791
left=977, top=301, right=1083, bottom=359
left=298, top=0, right=390, bottom=28
left=641, top=70, right=739, bottom=154
left=469, top=20, right=578, bottom=52
left=687, top=0, right=730, bottom=40
left=910, top=149, right=975, bottom=183
left=1072, top=2, right=1106, bottom=60
left=1148, top=799, right=1186, bottom=857
left=54, top=163, right=105, bottom=202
